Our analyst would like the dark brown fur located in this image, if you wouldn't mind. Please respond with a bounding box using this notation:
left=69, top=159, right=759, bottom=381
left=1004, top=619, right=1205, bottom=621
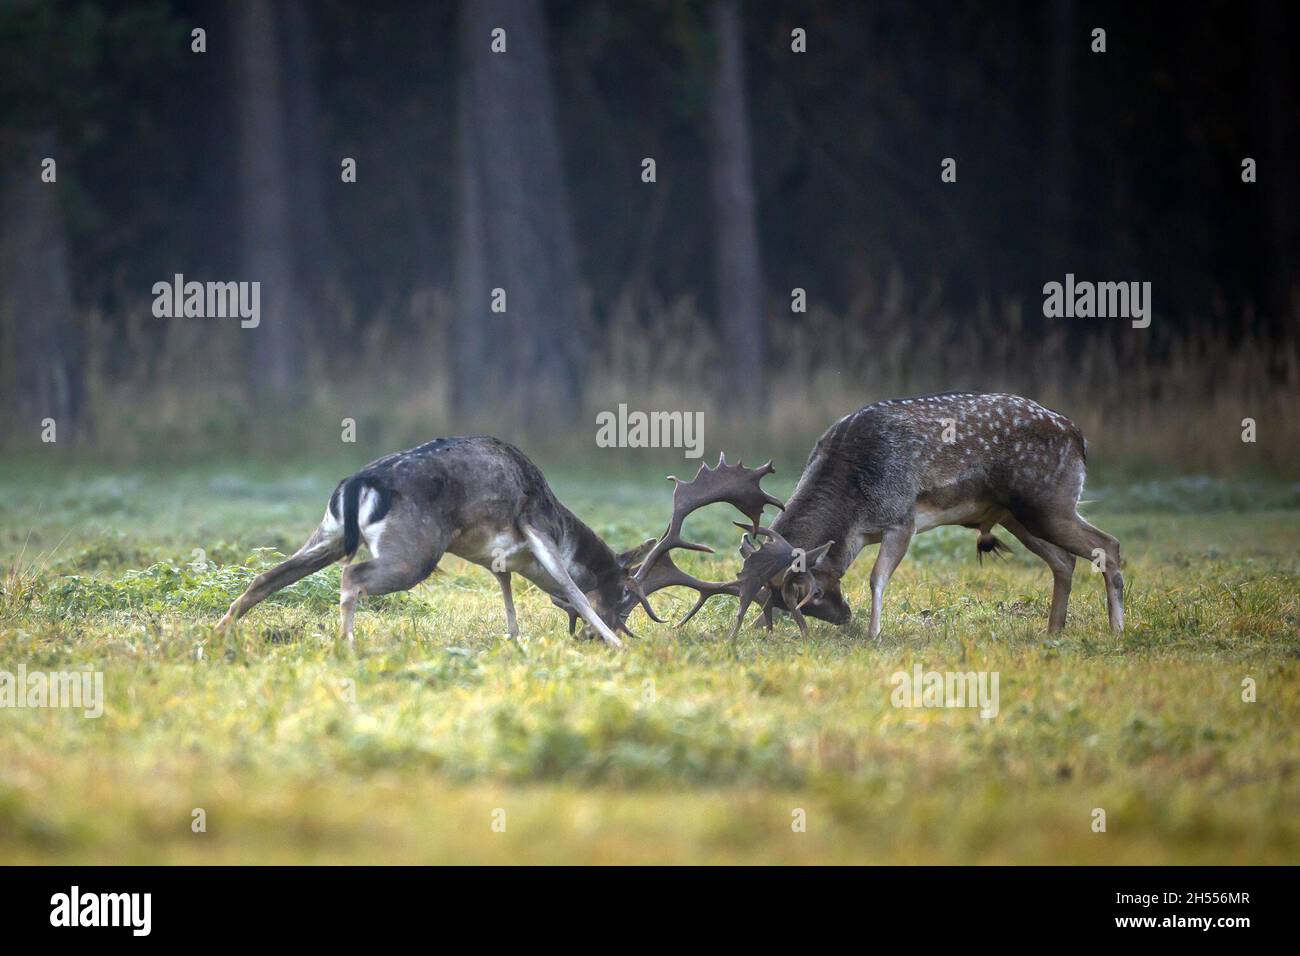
left=765, top=392, right=1123, bottom=636
left=218, top=437, right=648, bottom=647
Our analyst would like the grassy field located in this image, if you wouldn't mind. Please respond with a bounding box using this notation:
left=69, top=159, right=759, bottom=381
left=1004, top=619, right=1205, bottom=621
left=1, top=457, right=1298, bottom=864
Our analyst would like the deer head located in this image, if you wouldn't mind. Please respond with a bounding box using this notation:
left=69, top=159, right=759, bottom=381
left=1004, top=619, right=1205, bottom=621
left=731, top=525, right=836, bottom=638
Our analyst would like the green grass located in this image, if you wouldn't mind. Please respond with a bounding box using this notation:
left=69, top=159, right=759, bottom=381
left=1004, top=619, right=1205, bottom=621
left=1, top=459, right=1298, bottom=864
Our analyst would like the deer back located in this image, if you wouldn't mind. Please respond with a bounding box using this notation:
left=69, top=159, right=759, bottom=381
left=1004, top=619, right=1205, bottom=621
left=774, top=392, right=1088, bottom=568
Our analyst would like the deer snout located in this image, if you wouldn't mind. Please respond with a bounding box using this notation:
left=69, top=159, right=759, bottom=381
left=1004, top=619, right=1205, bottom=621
left=811, top=596, right=852, bottom=625
left=772, top=574, right=851, bottom=625
left=796, top=593, right=851, bottom=625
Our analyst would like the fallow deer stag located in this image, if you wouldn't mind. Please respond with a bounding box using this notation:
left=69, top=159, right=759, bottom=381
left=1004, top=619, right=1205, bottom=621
left=215, top=437, right=788, bottom=646
left=744, top=391, right=1125, bottom=638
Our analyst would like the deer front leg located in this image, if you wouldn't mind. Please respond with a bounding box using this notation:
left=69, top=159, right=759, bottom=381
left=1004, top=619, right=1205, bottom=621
left=495, top=571, right=519, bottom=639
left=868, top=523, right=913, bottom=639
left=521, top=523, right=623, bottom=649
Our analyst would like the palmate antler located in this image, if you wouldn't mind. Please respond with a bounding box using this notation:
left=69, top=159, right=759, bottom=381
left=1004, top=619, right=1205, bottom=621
left=730, top=525, right=834, bottom=639
left=637, top=453, right=785, bottom=569
left=634, top=550, right=742, bottom=625
left=630, top=453, right=829, bottom=637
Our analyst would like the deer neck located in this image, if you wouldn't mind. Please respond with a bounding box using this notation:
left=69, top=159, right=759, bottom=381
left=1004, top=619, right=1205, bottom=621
left=554, top=504, right=624, bottom=595
left=771, top=481, right=862, bottom=580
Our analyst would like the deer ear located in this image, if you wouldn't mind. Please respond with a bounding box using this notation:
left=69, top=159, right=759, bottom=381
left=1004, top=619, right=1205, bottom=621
left=806, top=540, right=835, bottom=569
left=618, top=538, right=659, bottom=572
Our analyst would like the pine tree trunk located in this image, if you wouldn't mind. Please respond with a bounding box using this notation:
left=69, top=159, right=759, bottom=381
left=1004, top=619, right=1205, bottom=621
left=1254, top=0, right=1295, bottom=329
left=453, top=0, right=584, bottom=423
left=231, top=0, right=303, bottom=403
left=0, top=129, right=83, bottom=439
left=280, top=0, right=337, bottom=314
left=1045, top=0, right=1077, bottom=273
left=709, top=0, right=766, bottom=414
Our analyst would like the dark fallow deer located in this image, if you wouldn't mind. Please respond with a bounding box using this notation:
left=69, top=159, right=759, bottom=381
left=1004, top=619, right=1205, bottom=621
left=726, top=391, right=1125, bottom=638
left=216, top=437, right=787, bottom=646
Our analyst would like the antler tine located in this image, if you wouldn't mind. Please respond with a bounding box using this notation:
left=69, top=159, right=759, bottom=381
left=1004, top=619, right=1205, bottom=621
left=634, top=453, right=786, bottom=587
left=727, top=535, right=797, bottom=632
left=676, top=579, right=743, bottom=627
left=789, top=605, right=810, bottom=639
left=725, top=572, right=772, bottom=640
left=725, top=526, right=836, bottom=637
left=734, top=522, right=793, bottom=549
left=735, top=524, right=833, bottom=572
left=632, top=478, right=716, bottom=589
left=632, top=551, right=740, bottom=626
left=629, top=452, right=787, bottom=630
left=632, top=589, right=668, bottom=624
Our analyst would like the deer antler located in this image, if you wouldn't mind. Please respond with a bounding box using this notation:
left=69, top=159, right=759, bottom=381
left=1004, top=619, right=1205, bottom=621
left=631, top=453, right=784, bottom=625
left=727, top=525, right=835, bottom=639
left=634, top=550, right=741, bottom=625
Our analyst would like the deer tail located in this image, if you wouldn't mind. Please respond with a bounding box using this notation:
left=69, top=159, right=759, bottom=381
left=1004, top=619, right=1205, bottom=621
left=976, top=532, right=1012, bottom=565
left=334, top=474, right=392, bottom=560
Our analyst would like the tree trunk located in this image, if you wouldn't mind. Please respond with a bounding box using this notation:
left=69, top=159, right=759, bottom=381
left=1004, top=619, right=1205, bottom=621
left=453, top=0, right=584, bottom=423
left=709, top=0, right=766, bottom=414
left=231, top=0, right=303, bottom=403
left=1045, top=0, right=1077, bottom=274
left=0, top=129, right=83, bottom=439
left=280, top=0, right=337, bottom=314
left=453, top=19, right=493, bottom=415
left=1253, top=0, right=1295, bottom=329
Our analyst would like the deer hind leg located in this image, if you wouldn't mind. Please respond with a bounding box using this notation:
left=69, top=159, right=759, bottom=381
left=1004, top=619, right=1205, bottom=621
left=338, top=526, right=447, bottom=642
left=999, top=515, right=1076, bottom=632
left=495, top=571, right=519, bottom=639
left=1030, top=513, right=1124, bottom=632
left=868, top=523, right=914, bottom=639
left=338, top=555, right=438, bottom=643
left=218, top=526, right=343, bottom=630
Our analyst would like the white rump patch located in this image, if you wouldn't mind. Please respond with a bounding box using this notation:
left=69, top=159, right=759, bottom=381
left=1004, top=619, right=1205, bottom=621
left=358, top=487, right=388, bottom=557
left=321, top=502, right=343, bottom=536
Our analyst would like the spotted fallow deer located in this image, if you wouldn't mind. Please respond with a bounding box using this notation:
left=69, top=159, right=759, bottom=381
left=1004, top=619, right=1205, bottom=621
left=728, top=391, right=1126, bottom=638
left=216, top=436, right=788, bottom=646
